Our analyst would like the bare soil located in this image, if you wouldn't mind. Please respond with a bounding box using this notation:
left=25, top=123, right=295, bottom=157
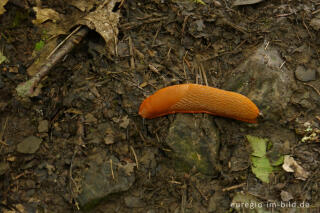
left=0, top=0, right=320, bottom=212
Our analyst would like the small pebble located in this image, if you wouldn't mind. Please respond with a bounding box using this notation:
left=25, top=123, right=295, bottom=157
left=294, top=66, right=316, bottom=82
left=84, top=113, right=97, bottom=123
left=38, top=120, right=49, bottom=133
left=280, top=190, right=293, bottom=202
left=0, top=162, right=10, bottom=176
left=124, top=196, right=145, bottom=208
left=310, top=18, right=320, bottom=31
left=213, top=0, right=222, bottom=7
left=17, top=136, right=42, bottom=154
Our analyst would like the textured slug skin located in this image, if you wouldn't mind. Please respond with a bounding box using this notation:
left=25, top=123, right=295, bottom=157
left=139, top=84, right=259, bottom=123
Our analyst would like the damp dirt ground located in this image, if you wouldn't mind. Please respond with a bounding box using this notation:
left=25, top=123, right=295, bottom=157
left=0, top=0, right=320, bottom=212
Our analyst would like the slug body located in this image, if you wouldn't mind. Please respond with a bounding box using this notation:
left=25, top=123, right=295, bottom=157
left=139, top=84, right=259, bottom=123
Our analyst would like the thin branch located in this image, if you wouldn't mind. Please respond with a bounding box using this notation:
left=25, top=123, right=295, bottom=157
left=16, top=26, right=89, bottom=97
left=130, top=145, right=139, bottom=169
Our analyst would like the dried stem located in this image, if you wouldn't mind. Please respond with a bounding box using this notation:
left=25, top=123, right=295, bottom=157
left=16, top=26, right=89, bottom=97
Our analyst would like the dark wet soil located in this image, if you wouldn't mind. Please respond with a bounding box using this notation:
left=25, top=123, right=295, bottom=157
left=1, top=0, right=320, bottom=212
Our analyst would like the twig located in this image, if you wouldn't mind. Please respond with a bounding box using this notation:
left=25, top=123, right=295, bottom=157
left=200, top=63, right=208, bottom=86
left=0, top=117, right=8, bottom=146
left=47, top=26, right=82, bottom=59
left=128, top=36, right=135, bottom=69
left=130, top=145, right=139, bottom=169
left=13, top=171, right=32, bottom=180
left=133, top=122, right=146, bottom=143
left=181, top=15, right=189, bottom=35
left=119, top=0, right=125, bottom=8
left=16, top=26, right=89, bottom=97
left=222, top=182, right=246, bottom=192
left=152, top=23, right=162, bottom=46
left=0, top=140, right=7, bottom=146
left=120, top=17, right=168, bottom=31
left=279, top=61, right=286, bottom=69
left=303, top=83, right=320, bottom=96
left=181, top=184, right=187, bottom=213
left=222, top=18, right=248, bottom=34
left=264, top=41, right=270, bottom=50
left=193, top=183, right=208, bottom=201
left=167, top=47, right=172, bottom=59
left=148, top=64, right=160, bottom=74
left=276, top=13, right=294, bottom=17
left=183, top=51, right=191, bottom=70
left=77, top=116, right=86, bottom=147
left=69, top=149, right=80, bottom=210
left=110, top=159, right=115, bottom=179
left=234, top=39, right=246, bottom=51
left=312, top=8, right=320, bottom=15
left=168, top=177, right=182, bottom=184
left=302, top=14, right=313, bottom=39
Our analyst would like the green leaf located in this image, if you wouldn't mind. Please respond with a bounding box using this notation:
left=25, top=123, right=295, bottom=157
left=246, top=135, right=268, bottom=157
left=246, top=135, right=286, bottom=183
left=251, top=156, right=273, bottom=183
left=35, top=40, right=45, bottom=51
left=0, top=51, right=7, bottom=64
left=270, top=155, right=284, bottom=166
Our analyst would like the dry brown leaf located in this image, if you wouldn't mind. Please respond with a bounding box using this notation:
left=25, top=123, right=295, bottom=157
left=0, top=0, right=8, bottom=15
left=69, top=0, right=96, bottom=12
left=27, top=0, right=120, bottom=77
left=27, top=8, right=69, bottom=76
left=282, top=155, right=309, bottom=181
left=27, top=38, right=60, bottom=76
left=104, top=135, right=114, bottom=145
left=77, top=0, right=120, bottom=54
left=32, top=7, right=63, bottom=25
left=119, top=115, right=130, bottom=129
left=64, top=108, right=83, bottom=115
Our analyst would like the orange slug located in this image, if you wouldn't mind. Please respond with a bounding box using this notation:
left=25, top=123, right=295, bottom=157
left=139, top=84, right=259, bottom=123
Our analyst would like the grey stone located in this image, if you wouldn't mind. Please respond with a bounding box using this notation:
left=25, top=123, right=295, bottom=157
left=280, top=190, right=293, bottom=202
left=124, top=196, right=145, bottom=208
left=208, top=195, right=218, bottom=212
left=86, top=122, right=116, bottom=144
left=17, top=136, right=42, bottom=154
left=295, top=66, right=316, bottom=82
left=139, top=148, right=158, bottom=176
left=86, top=129, right=102, bottom=144
left=166, top=114, right=220, bottom=176
left=84, top=113, right=97, bottom=123
left=300, top=99, right=312, bottom=108
left=104, top=135, right=114, bottom=144
left=231, top=192, right=269, bottom=212
left=38, top=120, right=49, bottom=133
left=223, top=44, right=296, bottom=122
left=77, top=152, right=135, bottom=210
left=0, top=162, right=9, bottom=175
left=140, top=149, right=156, bottom=167
left=310, top=18, right=320, bottom=31
left=208, top=191, right=225, bottom=212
